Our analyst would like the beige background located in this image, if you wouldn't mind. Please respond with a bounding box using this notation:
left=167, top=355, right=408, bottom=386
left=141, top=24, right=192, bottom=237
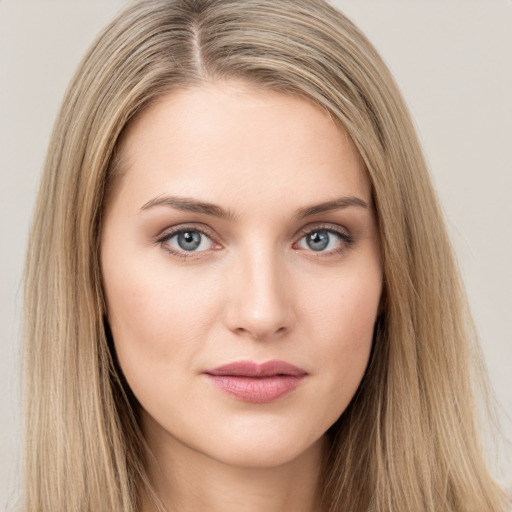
left=1, top=0, right=511, bottom=508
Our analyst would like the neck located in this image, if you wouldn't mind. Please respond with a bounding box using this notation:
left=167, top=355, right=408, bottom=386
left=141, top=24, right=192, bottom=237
left=140, top=418, right=327, bottom=512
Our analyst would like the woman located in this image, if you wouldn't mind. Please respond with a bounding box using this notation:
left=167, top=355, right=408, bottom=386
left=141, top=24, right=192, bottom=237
left=23, top=0, right=509, bottom=511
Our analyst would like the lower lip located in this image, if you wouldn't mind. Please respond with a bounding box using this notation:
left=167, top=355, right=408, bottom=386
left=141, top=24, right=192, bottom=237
left=205, top=375, right=304, bottom=403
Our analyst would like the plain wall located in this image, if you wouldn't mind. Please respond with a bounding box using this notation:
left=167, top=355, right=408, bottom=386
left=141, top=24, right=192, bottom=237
left=1, top=0, right=511, bottom=508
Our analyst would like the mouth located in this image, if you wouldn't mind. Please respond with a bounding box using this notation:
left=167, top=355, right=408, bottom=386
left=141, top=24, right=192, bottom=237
left=203, top=360, right=307, bottom=403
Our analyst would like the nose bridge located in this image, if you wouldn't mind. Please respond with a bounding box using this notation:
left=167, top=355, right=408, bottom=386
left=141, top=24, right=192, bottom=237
left=225, top=241, right=295, bottom=339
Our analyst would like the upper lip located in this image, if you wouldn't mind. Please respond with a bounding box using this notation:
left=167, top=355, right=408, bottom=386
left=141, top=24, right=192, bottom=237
left=205, top=360, right=307, bottom=377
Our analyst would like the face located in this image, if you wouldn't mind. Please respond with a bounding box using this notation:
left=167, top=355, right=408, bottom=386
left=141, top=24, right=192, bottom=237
left=101, top=81, right=382, bottom=469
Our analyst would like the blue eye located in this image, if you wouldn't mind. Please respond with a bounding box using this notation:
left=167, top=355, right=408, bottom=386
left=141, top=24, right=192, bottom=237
left=297, top=228, right=351, bottom=253
left=158, top=225, right=351, bottom=258
left=305, top=230, right=330, bottom=251
left=165, top=229, right=213, bottom=252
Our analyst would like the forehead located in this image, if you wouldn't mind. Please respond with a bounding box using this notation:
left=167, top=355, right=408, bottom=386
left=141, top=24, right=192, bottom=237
left=110, top=80, right=370, bottom=214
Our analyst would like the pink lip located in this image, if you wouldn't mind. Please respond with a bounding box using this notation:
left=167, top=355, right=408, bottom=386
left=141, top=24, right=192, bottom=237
left=204, top=360, right=307, bottom=403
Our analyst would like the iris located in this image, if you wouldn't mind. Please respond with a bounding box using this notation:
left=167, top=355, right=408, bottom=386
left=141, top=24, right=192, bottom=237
left=306, top=230, right=330, bottom=251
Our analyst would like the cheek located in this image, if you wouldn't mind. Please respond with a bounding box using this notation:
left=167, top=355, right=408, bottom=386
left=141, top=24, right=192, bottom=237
left=304, top=262, right=381, bottom=349
left=101, top=254, right=221, bottom=383
left=300, top=265, right=381, bottom=421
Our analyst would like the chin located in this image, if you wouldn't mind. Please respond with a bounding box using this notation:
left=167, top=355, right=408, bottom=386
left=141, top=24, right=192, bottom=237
left=200, top=427, right=326, bottom=470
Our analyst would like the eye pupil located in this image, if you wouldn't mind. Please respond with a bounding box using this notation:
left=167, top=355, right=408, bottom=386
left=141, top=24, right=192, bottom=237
left=307, top=230, right=329, bottom=251
left=177, top=231, right=201, bottom=251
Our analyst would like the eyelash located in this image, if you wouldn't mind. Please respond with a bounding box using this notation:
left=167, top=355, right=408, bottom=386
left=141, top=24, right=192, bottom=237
left=155, top=224, right=354, bottom=260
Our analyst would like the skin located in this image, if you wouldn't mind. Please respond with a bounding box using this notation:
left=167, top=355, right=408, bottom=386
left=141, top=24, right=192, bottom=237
left=101, top=81, right=382, bottom=512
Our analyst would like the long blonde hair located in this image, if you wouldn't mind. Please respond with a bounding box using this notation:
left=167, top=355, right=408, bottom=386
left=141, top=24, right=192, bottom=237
left=23, top=1, right=509, bottom=511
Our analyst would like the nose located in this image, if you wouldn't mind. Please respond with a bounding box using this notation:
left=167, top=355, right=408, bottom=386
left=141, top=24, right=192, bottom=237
left=224, top=248, right=296, bottom=340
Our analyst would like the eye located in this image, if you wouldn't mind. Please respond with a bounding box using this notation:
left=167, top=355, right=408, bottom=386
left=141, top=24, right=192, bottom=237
left=159, top=228, right=215, bottom=254
left=295, top=227, right=353, bottom=254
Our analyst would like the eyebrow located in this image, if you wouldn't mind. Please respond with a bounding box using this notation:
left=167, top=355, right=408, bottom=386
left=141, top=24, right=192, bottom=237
left=296, top=196, right=370, bottom=218
left=139, top=194, right=370, bottom=220
left=140, top=195, right=237, bottom=220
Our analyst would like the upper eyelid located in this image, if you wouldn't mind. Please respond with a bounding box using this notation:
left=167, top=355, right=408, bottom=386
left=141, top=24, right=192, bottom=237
left=295, top=223, right=352, bottom=240
left=155, top=223, right=217, bottom=242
